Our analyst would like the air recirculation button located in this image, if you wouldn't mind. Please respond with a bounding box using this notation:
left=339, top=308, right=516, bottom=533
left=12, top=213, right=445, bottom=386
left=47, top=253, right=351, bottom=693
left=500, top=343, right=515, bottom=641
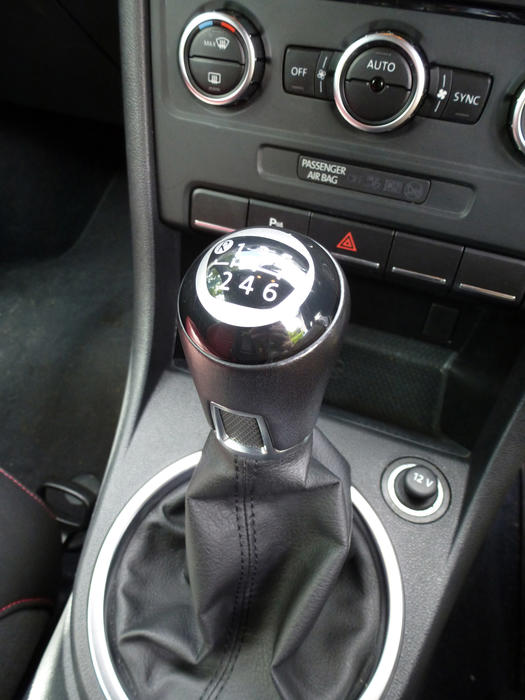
left=334, top=33, right=427, bottom=132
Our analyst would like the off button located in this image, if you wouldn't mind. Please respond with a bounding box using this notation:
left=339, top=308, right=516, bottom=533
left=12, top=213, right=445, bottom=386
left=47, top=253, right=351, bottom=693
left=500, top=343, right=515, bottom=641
left=283, top=47, right=319, bottom=97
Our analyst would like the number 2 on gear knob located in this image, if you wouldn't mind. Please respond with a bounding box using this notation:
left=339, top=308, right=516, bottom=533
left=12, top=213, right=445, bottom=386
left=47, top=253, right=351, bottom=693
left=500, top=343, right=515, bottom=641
left=177, top=227, right=350, bottom=455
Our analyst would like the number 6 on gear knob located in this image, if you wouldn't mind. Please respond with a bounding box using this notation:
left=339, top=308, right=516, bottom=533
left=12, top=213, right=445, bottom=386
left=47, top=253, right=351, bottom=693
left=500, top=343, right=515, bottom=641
left=177, top=227, right=350, bottom=455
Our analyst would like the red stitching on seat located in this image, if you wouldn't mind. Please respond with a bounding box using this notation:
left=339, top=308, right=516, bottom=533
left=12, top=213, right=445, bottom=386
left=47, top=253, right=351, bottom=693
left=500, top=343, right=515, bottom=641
left=0, top=597, right=53, bottom=616
left=0, top=469, right=55, bottom=519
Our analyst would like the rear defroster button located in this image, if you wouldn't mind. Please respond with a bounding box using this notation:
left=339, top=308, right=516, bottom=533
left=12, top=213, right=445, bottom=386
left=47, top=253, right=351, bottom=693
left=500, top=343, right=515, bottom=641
left=189, top=57, right=244, bottom=95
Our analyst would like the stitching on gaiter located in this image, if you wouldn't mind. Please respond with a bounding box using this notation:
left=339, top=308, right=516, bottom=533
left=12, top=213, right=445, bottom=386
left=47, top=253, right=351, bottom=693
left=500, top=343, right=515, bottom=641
left=200, top=457, right=246, bottom=700
left=213, top=459, right=258, bottom=699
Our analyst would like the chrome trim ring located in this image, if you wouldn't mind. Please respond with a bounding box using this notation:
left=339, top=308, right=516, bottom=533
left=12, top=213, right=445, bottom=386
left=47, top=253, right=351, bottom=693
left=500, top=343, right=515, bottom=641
left=382, top=459, right=451, bottom=524
left=511, top=85, right=525, bottom=155
left=88, top=452, right=404, bottom=700
left=178, top=11, right=258, bottom=106
left=387, top=463, right=444, bottom=518
left=333, top=32, right=427, bottom=133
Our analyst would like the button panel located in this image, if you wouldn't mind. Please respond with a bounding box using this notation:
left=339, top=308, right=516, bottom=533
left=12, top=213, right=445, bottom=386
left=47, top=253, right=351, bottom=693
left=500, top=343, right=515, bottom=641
left=190, top=189, right=525, bottom=306
left=283, top=43, right=492, bottom=128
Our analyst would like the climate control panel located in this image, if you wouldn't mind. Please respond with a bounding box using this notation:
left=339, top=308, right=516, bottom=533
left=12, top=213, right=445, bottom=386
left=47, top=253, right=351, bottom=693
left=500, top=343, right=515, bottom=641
left=283, top=41, right=492, bottom=131
left=156, top=0, right=525, bottom=283
left=178, top=12, right=495, bottom=133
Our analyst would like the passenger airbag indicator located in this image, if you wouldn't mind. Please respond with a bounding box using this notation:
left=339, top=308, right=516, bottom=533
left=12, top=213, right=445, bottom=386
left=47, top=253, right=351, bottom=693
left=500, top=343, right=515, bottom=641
left=297, top=155, right=430, bottom=204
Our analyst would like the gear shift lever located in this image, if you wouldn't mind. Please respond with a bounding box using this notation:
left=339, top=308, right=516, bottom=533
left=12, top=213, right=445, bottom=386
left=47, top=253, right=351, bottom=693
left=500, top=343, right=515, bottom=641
left=177, top=228, right=349, bottom=454
left=106, top=228, right=385, bottom=700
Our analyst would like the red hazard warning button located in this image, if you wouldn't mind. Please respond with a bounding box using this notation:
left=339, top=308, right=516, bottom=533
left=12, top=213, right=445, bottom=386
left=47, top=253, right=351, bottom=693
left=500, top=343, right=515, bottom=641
left=309, top=213, right=393, bottom=275
left=337, top=232, right=357, bottom=252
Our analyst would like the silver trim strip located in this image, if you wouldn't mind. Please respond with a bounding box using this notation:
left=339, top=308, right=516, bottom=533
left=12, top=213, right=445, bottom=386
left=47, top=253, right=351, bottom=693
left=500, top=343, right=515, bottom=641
left=333, top=32, right=427, bottom=133
left=194, top=219, right=236, bottom=234
left=334, top=253, right=381, bottom=269
left=386, top=463, right=444, bottom=518
left=178, top=12, right=257, bottom=106
left=391, top=266, right=447, bottom=285
left=88, top=453, right=404, bottom=700
left=211, top=401, right=272, bottom=456
left=458, top=282, right=517, bottom=302
left=511, top=85, right=525, bottom=155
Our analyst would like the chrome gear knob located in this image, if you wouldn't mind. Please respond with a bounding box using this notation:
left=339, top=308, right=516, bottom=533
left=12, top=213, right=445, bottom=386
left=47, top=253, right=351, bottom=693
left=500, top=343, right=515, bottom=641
left=177, top=228, right=350, bottom=454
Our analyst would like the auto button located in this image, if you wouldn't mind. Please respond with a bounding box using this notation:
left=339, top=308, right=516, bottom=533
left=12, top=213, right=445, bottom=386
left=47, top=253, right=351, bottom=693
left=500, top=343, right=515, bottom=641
left=346, top=47, right=412, bottom=89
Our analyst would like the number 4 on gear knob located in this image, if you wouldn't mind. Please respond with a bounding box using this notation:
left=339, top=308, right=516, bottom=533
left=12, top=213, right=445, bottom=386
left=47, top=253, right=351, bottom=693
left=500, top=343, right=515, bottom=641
left=177, top=227, right=350, bottom=455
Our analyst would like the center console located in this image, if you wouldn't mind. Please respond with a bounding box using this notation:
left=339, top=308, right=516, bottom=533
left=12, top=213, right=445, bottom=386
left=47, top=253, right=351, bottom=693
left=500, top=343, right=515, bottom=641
left=28, top=1, right=525, bottom=699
